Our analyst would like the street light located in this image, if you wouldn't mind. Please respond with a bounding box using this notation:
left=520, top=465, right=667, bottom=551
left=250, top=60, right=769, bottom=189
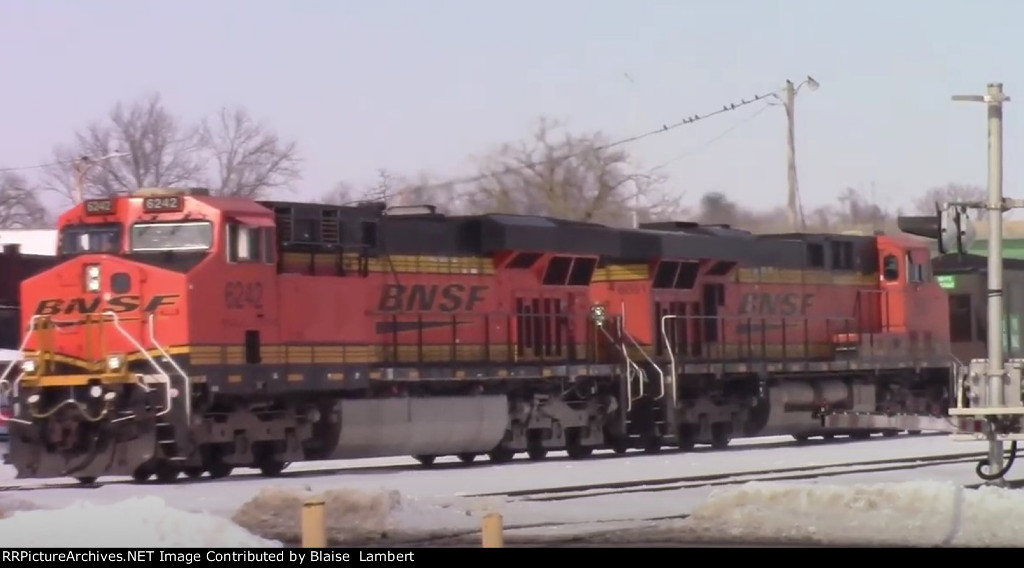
left=72, top=151, right=129, bottom=204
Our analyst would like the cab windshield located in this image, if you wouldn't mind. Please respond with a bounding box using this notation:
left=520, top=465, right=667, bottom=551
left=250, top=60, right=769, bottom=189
left=130, top=221, right=213, bottom=252
left=60, top=224, right=122, bottom=255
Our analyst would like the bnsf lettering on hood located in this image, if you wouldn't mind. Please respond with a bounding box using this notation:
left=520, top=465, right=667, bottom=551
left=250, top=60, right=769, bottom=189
left=34, top=294, right=180, bottom=316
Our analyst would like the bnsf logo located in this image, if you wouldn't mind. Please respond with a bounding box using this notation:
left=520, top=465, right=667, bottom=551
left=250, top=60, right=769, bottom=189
left=34, top=294, right=180, bottom=316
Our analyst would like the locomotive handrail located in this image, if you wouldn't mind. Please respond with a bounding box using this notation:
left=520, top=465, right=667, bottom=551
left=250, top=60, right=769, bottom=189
left=594, top=322, right=640, bottom=411
left=617, top=313, right=645, bottom=401
left=659, top=313, right=680, bottom=396
left=102, top=310, right=173, bottom=418
left=620, top=326, right=666, bottom=401
left=147, top=312, right=192, bottom=425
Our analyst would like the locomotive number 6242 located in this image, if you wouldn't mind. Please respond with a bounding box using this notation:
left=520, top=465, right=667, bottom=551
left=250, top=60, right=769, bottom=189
left=142, top=196, right=184, bottom=213
left=224, top=281, right=263, bottom=310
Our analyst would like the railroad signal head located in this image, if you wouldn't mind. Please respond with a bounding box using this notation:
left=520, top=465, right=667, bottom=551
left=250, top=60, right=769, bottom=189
left=896, top=202, right=976, bottom=254
left=937, top=202, right=976, bottom=254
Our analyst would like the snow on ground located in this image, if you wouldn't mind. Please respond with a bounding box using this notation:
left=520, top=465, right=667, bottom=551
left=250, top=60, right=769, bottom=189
left=0, top=496, right=281, bottom=547
left=633, top=480, right=1024, bottom=548
left=0, top=434, right=1006, bottom=546
left=232, top=486, right=481, bottom=545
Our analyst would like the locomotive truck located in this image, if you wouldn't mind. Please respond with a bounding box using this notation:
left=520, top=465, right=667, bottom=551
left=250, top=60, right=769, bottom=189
left=0, top=188, right=959, bottom=484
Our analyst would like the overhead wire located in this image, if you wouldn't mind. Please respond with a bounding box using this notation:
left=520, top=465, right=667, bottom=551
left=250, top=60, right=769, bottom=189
left=649, top=103, right=773, bottom=172
left=0, top=157, right=79, bottom=174
left=342, top=86, right=786, bottom=205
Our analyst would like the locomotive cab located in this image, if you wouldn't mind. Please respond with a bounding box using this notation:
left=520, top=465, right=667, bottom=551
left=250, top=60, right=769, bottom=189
left=1, top=187, right=272, bottom=482
left=874, top=234, right=952, bottom=362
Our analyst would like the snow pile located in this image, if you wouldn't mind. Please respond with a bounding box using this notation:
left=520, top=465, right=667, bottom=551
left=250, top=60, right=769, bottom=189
left=233, top=486, right=480, bottom=545
left=0, top=496, right=281, bottom=548
left=676, top=480, right=1024, bottom=547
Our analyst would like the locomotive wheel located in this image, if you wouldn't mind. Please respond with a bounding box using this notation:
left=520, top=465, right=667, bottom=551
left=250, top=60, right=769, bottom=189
left=710, top=422, right=732, bottom=450
left=566, top=443, right=593, bottom=459
left=642, top=434, right=662, bottom=454
left=183, top=467, right=204, bottom=479
left=414, top=455, right=436, bottom=467
left=207, top=462, right=233, bottom=479
left=457, top=453, right=477, bottom=464
left=526, top=430, right=547, bottom=460
left=487, top=447, right=515, bottom=463
left=258, top=460, right=287, bottom=477
left=155, top=462, right=180, bottom=484
left=565, top=430, right=593, bottom=459
left=677, top=425, right=697, bottom=452
left=132, top=463, right=154, bottom=483
left=608, top=436, right=630, bottom=454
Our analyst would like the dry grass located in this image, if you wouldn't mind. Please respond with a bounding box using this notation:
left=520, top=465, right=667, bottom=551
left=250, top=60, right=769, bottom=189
left=232, top=487, right=406, bottom=546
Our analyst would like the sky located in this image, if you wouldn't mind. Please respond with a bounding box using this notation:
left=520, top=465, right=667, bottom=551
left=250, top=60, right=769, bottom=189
left=1, top=0, right=1022, bottom=219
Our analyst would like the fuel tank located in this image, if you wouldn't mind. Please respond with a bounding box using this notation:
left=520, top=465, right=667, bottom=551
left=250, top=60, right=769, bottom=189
left=324, top=395, right=509, bottom=459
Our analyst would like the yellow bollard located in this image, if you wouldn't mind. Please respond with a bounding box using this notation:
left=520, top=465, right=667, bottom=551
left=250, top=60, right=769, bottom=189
left=302, top=497, right=327, bottom=548
left=481, top=512, right=504, bottom=548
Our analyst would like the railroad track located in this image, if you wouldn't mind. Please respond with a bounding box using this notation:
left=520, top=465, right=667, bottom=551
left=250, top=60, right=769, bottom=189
left=0, top=433, right=970, bottom=494
left=466, top=450, right=991, bottom=502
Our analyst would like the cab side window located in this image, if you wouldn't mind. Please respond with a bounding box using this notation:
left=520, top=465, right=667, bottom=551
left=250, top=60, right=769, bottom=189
left=226, top=223, right=275, bottom=264
left=882, top=254, right=900, bottom=282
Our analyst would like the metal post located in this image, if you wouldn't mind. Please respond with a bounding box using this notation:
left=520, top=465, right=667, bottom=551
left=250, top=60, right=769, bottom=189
left=953, top=83, right=1011, bottom=484
left=301, top=497, right=327, bottom=548
left=986, top=83, right=1008, bottom=481
left=481, top=512, right=504, bottom=548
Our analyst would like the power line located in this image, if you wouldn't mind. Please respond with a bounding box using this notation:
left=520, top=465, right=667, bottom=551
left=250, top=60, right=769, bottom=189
left=0, top=158, right=74, bottom=174
left=344, top=86, right=784, bottom=205
left=649, top=103, right=773, bottom=171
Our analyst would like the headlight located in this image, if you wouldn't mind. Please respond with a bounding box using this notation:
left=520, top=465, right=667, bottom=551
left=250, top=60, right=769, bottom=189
left=21, top=360, right=36, bottom=373
left=89, top=385, right=103, bottom=398
left=106, top=355, right=123, bottom=371
left=85, top=264, right=101, bottom=292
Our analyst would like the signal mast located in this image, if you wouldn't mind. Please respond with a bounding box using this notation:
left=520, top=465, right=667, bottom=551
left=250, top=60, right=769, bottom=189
left=899, top=83, right=1019, bottom=486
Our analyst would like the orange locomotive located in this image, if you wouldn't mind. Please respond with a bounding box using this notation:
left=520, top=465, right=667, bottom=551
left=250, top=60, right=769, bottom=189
left=0, top=188, right=955, bottom=483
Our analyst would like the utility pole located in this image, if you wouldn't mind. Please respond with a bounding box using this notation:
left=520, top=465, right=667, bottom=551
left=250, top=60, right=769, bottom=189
left=779, top=76, right=818, bottom=232
left=951, top=82, right=1011, bottom=485
left=71, top=152, right=129, bottom=204
left=624, top=72, right=641, bottom=229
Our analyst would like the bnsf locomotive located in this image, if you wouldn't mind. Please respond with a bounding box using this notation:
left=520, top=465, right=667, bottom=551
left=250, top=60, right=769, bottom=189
left=0, top=188, right=957, bottom=484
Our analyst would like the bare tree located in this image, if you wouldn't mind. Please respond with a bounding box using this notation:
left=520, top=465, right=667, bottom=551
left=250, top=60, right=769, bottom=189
left=914, top=183, right=988, bottom=220
left=322, top=169, right=458, bottom=212
left=695, top=192, right=741, bottom=226
left=831, top=187, right=891, bottom=230
left=42, top=93, right=206, bottom=205
left=0, top=173, right=50, bottom=229
left=198, top=106, right=301, bottom=198
left=464, top=117, right=679, bottom=226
